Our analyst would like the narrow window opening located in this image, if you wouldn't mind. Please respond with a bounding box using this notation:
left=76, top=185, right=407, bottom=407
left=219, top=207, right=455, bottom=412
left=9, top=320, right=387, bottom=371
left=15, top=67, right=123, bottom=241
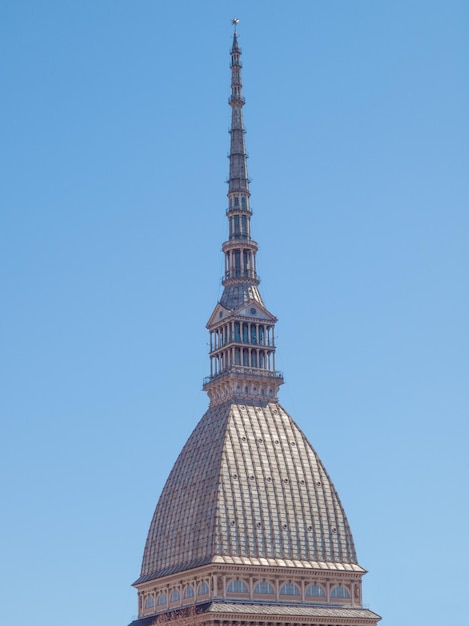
left=242, top=323, right=249, bottom=343
left=243, top=250, right=249, bottom=277
left=250, top=325, right=257, bottom=344
left=234, top=250, right=241, bottom=277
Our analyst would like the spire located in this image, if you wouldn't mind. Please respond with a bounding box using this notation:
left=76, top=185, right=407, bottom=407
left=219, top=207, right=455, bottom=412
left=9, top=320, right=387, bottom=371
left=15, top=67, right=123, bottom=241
left=203, top=23, right=284, bottom=405
left=227, top=23, right=249, bottom=199
left=223, top=20, right=259, bottom=304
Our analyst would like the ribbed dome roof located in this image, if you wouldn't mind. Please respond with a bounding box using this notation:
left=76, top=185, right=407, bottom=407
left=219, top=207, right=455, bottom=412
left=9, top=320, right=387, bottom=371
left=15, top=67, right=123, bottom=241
left=138, top=400, right=357, bottom=583
left=219, top=283, right=264, bottom=310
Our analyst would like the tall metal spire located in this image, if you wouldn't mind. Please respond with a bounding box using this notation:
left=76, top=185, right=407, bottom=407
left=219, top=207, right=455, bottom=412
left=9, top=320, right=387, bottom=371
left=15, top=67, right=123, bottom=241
left=204, top=22, right=284, bottom=405
left=228, top=24, right=249, bottom=198
left=222, top=21, right=259, bottom=305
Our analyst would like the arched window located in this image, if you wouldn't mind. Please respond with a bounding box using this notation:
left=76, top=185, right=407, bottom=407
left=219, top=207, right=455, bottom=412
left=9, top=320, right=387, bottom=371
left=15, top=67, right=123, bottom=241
left=183, top=585, right=194, bottom=599
left=197, top=582, right=209, bottom=596
left=144, top=595, right=155, bottom=609
left=331, top=585, right=351, bottom=599
left=241, top=196, right=247, bottom=210
left=280, top=583, right=300, bottom=596
left=227, top=580, right=249, bottom=593
left=253, top=581, right=274, bottom=595
left=305, top=584, right=325, bottom=598
left=170, top=589, right=180, bottom=602
left=156, top=593, right=167, bottom=606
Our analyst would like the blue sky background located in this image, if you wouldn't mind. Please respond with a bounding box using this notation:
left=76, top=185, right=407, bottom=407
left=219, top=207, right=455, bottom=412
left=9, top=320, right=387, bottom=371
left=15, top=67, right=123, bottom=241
left=1, top=2, right=468, bottom=625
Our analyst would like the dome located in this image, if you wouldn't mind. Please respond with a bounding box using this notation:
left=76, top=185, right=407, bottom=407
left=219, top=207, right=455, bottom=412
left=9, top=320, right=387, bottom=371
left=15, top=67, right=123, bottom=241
left=137, top=400, right=358, bottom=584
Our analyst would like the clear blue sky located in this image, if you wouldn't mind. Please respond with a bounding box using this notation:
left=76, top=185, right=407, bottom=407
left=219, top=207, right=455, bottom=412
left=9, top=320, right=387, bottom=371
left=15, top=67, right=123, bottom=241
left=1, top=2, right=468, bottom=625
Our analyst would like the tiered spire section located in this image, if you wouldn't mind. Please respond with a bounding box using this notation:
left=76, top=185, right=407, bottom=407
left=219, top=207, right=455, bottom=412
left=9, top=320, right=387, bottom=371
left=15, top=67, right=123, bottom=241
left=222, top=29, right=259, bottom=302
left=204, top=25, right=284, bottom=405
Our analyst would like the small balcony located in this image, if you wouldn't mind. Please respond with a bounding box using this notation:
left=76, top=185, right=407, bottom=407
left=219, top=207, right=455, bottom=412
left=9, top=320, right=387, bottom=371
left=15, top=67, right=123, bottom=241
left=203, top=366, right=284, bottom=387
left=222, top=269, right=260, bottom=282
left=226, top=206, right=252, bottom=216
left=228, top=95, right=246, bottom=105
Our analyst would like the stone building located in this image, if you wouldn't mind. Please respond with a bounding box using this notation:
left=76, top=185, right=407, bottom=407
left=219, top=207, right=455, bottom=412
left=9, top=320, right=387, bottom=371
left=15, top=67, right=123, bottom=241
left=128, top=24, right=381, bottom=626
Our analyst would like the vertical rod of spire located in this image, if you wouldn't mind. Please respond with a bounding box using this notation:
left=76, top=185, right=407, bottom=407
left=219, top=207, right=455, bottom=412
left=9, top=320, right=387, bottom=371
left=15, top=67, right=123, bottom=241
left=224, top=20, right=259, bottom=287
left=228, top=25, right=249, bottom=197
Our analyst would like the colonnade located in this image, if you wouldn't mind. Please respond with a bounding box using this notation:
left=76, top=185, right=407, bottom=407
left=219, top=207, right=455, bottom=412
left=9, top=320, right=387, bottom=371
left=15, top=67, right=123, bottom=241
left=224, top=248, right=257, bottom=280
left=209, top=321, right=276, bottom=377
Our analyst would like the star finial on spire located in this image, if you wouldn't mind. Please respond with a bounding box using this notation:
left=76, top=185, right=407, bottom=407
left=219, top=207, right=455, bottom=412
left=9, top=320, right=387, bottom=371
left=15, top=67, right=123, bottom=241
left=232, top=17, right=239, bottom=32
